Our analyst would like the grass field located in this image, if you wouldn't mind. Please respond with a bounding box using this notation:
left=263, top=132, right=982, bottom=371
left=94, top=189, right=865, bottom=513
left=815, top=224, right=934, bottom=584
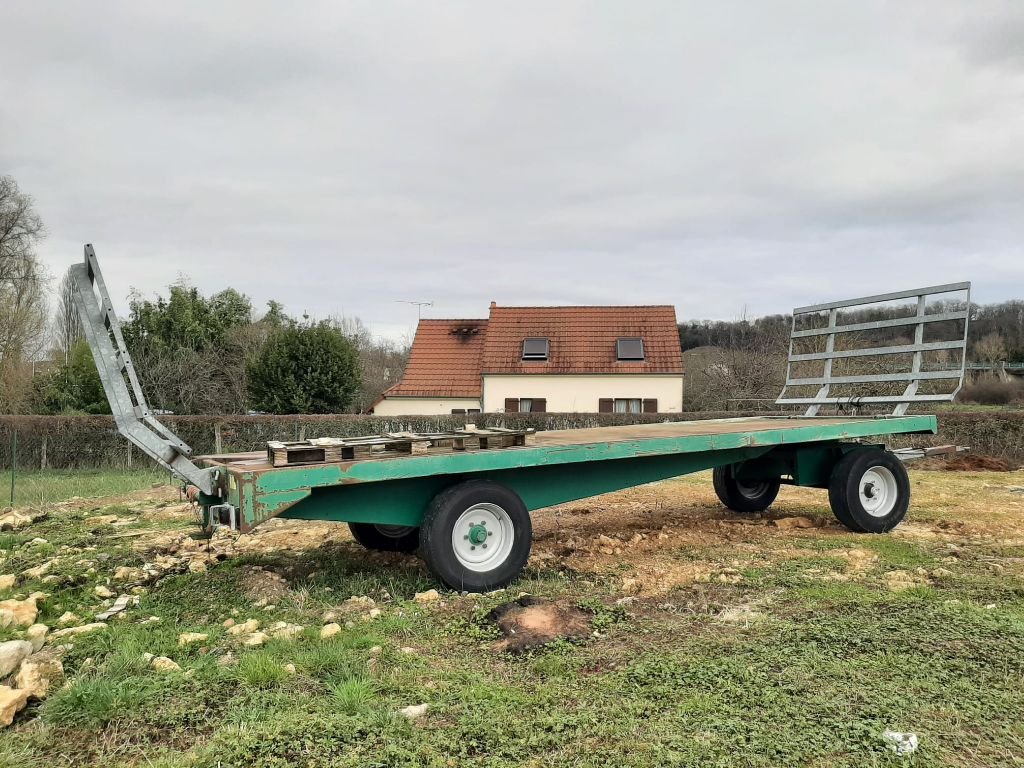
left=3, top=469, right=168, bottom=508
left=0, top=466, right=1022, bottom=767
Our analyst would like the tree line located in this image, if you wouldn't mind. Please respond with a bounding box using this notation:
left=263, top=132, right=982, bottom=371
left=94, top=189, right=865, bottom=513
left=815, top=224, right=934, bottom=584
left=678, top=300, right=1024, bottom=409
left=679, top=302, right=1024, bottom=362
left=0, top=175, right=407, bottom=416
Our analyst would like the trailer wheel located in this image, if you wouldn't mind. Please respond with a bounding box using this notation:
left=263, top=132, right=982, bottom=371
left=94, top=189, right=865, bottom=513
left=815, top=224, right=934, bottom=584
left=419, top=480, right=532, bottom=592
left=348, top=523, right=420, bottom=553
left=828, top=449, right=910, bottom=533
left=713, top=465, right=781, bottom=513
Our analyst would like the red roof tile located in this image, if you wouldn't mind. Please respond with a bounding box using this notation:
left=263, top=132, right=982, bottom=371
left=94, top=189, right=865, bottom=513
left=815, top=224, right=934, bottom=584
left=383, top=306, right=683, bottom=400
left=384, top=319, right=486, bottom=398
left=481, top=305, right=683, bottom=375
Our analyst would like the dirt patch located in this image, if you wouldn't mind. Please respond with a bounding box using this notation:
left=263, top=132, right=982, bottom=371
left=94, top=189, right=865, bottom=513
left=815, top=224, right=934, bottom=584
left=916, top=454, right=1016, bottom=472
left=239, top=566, right=291, bottom=602
left=488, top=596, right=592, bottom=652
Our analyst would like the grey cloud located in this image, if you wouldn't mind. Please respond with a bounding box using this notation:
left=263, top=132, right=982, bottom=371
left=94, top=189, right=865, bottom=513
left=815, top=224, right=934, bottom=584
left=1, top=1, right=1021, bottom=336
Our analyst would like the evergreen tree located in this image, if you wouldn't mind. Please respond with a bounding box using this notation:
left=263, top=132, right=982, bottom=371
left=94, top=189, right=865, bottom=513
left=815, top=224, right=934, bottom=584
left=247, top=321, right=361, bottom=413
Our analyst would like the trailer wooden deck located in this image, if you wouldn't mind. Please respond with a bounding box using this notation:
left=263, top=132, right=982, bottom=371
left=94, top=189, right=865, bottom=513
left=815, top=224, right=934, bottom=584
left=531, top=417, right=881, bottom=446
left=201, top=416, right=928, bottom=473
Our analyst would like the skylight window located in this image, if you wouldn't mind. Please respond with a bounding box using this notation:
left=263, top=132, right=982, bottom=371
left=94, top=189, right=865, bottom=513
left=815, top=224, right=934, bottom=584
left=617, top=337, right=645, bottom=361
left=522, top=337, right=549, bottom=361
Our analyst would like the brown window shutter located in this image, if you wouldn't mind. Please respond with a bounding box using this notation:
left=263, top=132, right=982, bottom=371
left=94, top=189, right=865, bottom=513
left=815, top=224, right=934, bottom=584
left=643, top=399, right=658, bottom=413
left=504, top=398, right=519, bottom=412
left=532, top=398, right=546, bottom=413
left=598, top=398, right=613, bottom=413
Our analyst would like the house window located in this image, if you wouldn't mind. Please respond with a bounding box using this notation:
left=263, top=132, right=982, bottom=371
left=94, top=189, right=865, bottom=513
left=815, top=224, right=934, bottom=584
left=599, top=398, right=658, bottom=413
left=617, top=337, right=645, bottom=361
left=522, top=338, right=549, bottom=361
left=614, top=398, right=642, bottom=414
left=504, top=398, right=546, bottom=413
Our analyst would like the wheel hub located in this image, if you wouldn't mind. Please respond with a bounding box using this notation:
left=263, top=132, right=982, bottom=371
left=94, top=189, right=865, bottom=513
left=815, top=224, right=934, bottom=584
left=737, top=480, right=770, bottom=499
left=375, top=524, right=416, bottom=538
left=452, top=503, right=515, bottom=572
left=859, top=467, right=897, bottom=518
left=467, top=523, right=489, bottom=546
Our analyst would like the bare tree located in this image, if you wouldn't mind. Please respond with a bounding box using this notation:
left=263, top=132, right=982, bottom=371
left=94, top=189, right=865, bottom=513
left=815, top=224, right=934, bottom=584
left=975, top=332, right=1008, bottom=363
left=0, top=175, right=48, bottom=412
left=53, top=267, right=84, bottom=364
left=683, top=318, right=790, bottom=411
left=332, top=315, right=409, bottom=412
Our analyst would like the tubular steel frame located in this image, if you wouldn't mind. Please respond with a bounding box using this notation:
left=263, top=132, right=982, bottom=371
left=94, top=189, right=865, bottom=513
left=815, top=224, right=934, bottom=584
left=69, top=245, right=216, bottom=494
left=776, top=282, right=972, bottom=416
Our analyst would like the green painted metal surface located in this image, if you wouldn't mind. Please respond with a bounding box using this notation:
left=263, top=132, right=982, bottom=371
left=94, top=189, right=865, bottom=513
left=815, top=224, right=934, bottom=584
left=278, top=445, right=771, bottom=527
left=729, top=442, right=872, bottom=488
left=213, top=415, right=937, bottom=530
left=467, top=524, right=489, bottom=545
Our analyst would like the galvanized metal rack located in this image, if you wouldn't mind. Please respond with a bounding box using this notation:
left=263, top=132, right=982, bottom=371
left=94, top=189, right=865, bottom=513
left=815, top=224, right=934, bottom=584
left=70, top=245, right=216, bottom=494
left=776, top=282, right=971, bottom=416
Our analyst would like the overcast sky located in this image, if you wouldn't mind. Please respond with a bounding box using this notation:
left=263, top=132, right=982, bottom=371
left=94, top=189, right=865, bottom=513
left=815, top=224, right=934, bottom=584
left=2, top=1, right=1022, bottom=340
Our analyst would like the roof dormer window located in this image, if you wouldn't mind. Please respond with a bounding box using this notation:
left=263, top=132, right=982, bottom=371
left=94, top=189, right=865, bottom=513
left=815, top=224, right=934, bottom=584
left=522, top=337, right=549, bottom=361
left=617, top=337, right=645, bottom=361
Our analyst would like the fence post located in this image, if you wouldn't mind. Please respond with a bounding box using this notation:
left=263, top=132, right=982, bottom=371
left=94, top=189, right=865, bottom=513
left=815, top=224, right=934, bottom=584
left=40, top=435, right=47, bottom=471
left=214, top=423, right=223, bottom=454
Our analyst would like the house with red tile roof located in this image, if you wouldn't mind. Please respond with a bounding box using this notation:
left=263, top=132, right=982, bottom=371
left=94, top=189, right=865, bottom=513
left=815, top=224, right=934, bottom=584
left=372, top=303, right=684, bottom=415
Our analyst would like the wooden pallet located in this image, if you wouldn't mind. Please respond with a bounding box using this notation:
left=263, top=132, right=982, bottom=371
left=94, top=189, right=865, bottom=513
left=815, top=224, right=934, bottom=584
left=266, top=427, right=535, bottom=467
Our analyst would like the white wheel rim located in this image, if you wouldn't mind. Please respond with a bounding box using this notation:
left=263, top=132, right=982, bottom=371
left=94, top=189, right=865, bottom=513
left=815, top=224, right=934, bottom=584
left=375, top=524, right=415, bottom=539
left=859, top=466, right=898, bottom=518
left=452, top=503, right=515, bottom=573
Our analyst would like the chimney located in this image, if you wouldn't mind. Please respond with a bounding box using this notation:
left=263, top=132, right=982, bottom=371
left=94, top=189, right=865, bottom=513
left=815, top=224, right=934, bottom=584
left=490, top=301, right=497, bottom=308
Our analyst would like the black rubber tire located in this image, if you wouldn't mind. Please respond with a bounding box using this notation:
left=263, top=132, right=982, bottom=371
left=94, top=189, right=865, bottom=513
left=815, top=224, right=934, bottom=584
left=828, top=449, right=910, bottom=533
left=419, top=480, right=532, bottom=592
left=348, top=522, right=420, bottom=553
left=713, top=465, right=781, bottom=513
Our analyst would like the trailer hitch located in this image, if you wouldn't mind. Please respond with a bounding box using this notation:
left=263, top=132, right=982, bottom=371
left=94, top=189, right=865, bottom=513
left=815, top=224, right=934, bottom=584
left=208, top=503, right=238, bottom=531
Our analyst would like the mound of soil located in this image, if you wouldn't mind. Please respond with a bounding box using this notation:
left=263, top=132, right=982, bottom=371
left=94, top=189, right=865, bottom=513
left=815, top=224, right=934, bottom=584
left=917, top=454, right=1016, bottom=472
left=240, top=566, right=291, bottom=601
left=488, top=596, right=592, bottom=653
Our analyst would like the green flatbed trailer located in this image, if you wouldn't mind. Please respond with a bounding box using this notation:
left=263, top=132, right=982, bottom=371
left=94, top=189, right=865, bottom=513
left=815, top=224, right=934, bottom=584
left=69, top=245, right=968, bottom=591
left=195, top=415, right=935, bottom=590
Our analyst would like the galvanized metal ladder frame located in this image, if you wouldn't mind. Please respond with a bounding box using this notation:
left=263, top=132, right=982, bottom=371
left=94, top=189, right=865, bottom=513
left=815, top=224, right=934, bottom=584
left=776, top=282, right=972, bottom=416
left=70, top=245, right=215, bottom=494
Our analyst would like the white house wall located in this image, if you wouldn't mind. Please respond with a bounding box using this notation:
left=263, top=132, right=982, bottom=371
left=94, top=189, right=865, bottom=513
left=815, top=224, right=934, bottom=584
left=482, top=375, right=684, bottom=412
left=372, top=397, right=481, bottom=416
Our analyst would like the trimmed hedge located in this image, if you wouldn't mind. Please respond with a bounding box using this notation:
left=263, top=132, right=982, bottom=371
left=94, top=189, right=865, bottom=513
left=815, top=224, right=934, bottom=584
left=0, top=410, right=1021, bottom=471
left=0, top=412, right=737, bottom=471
